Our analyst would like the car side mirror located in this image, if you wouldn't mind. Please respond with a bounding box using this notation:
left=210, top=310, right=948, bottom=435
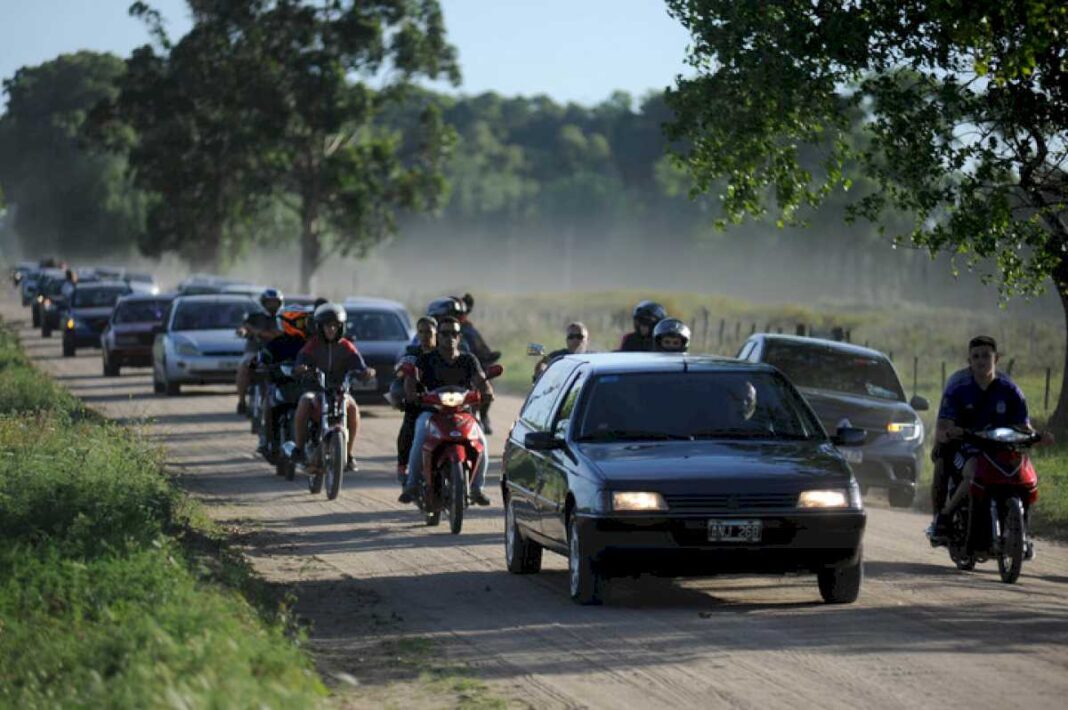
left=525, top=431, right=563, bottom=451
left=833, top=426, right=867, bottom=447
left=527, top=343, right=546, bottom=357
left=910, top=395, right=929, bottom=412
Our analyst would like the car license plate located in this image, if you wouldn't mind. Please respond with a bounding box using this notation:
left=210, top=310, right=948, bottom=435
left=707, top=519, right=762, bottom=543
left=841, top=447, right=863, bottom=464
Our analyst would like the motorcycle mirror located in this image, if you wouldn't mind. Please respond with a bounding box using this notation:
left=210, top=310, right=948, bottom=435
left=526, top=343, right=546, bottom=357
left=833, top=426, right=867, bottom=448
left=910, top=395, right=930, bottom=412
left=485, top=364, right=504, bottom=380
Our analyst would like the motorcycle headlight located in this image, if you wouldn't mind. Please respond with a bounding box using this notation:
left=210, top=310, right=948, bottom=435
left=887, top=419, right=923, bottom=442
left=798, top=490, right=850, bottom=508
left=66, top=318, right=75, bottom=330
left=175, top=339, right=200, bottom=357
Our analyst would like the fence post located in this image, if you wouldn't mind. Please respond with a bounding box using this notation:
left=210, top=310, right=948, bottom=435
left=913, top=355, right=919, bottom=398
left=796, top=323, right=806, bottom=336
left=735, top=321, right=741, bottom=341
left=1045, top=367, right=1052, bottom=412
left=750, top=322, right=756, bottom=335
left=941, top=361, right=946, bottom=390
left=718, top=318, right=725, bottom=347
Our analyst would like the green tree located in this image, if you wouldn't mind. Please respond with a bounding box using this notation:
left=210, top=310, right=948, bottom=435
left=665, top=1, right=1068, bottom=429
left=231, top=0, right=460, bottom=291
left=0, top=52, right=147, bottom=258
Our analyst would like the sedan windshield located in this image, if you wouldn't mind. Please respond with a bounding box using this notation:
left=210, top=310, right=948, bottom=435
left=347, top=311, right=408, bottom=342
left=576, top=371, right=822, bottom=442
left=172, top=302, right=251, bottom=331
left=73, top=288, right=128, bottom=308
left=762, top=341, right=905, bottom=401
left=113, top=300, right=169, bottom=324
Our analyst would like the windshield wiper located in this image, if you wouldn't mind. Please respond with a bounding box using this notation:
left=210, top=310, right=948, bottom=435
left=577, top=429, right=694, bottom=442
left=691, top=428, right=785, bottom=440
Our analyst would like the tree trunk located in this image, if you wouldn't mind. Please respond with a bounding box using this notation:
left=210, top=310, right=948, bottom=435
left=1048, top=259, right=1068, bottom=436
left=299, top=191, right=321, bottom=294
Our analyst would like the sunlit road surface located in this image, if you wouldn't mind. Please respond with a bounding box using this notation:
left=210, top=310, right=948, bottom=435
left=7, top=294, right=1068, bottom=709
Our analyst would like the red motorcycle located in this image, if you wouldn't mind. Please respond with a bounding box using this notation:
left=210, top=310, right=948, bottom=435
left=944, top=427, right=1041, bottom=583
left=408, top=364, right=502, bottom=534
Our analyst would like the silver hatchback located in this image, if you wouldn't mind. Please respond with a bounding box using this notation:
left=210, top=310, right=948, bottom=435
left=152, top=294, right=259, bottom=396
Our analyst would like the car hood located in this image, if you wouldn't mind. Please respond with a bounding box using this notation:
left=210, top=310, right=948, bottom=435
left=578, top=439, right=850, bottom=491
left=355, top=340, right=409, bottom=361
left=170, top=329, right=244, bottom=351
left=798, top=387, right=916, bottom=432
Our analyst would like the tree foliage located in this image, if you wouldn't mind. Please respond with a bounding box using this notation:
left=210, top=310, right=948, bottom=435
left=0, top=52, right=147, bottom=258
left=664, top=0, right=1068, bottom=427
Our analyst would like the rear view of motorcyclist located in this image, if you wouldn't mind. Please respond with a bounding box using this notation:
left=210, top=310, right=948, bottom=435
left=399, top=316, right=493, bottom=506
left=653, top=318, right=691, bottom=353
left=237, top=288, right=284, bottom=415
left=618, top=301, right=667, bottom=352
left=395, top=316, right=437, bottom=485
left=290, top=303, right=376, bottom=471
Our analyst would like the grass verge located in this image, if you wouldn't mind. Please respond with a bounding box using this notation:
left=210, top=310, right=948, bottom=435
left=0, top=321, right=327, bottom=707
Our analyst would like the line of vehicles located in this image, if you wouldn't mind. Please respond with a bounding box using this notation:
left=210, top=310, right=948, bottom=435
left=8, top=260, right=1047, bottom=605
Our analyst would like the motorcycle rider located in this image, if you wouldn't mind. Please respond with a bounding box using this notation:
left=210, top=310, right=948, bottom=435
left=927, top=335, right=1049, bottom=542
left=428, top=296, right=501, bottom=433
left=256, top=305, right=311, bottom=457
left=533, top=321, right=589, bottom=380
left=618, top=301, right=667, bottom=352
left=653, top=318, right=691, bottom=353
left=399, top=316, right=494, bottom=507
left=395, top=316, right=438, bottom=485
left=290, top=303, right=376, bottom=472
left=237, top=288, right=284, bottom=415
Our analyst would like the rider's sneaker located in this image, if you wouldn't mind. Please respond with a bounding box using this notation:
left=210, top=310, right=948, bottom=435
left=471, top=488, right=491, bottom=506
left=398, top=491, right=414, bottom=504
left=345, top=456, right=358, bottom=472
left=289, top=446, right=305, bottom=465
left=236, top=400, right=248, bottom=416
left=256, top=443, right=269, bottom=458
left=926, top=514, right=950, bottom=547
left=395, top=463, right=407, bottom=486
left=1025, top=541, right=1036, bottom=561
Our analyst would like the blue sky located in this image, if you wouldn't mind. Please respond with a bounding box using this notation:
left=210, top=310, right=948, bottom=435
left=0, top=0, right=692, bottom=107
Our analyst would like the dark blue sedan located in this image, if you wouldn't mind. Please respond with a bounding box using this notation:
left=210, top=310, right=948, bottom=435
left=501, top=353, right=867, bottom=605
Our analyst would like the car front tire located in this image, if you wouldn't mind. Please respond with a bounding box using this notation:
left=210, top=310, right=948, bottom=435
left=568, top=516, right=604, bottom=605
left=505, top=497, right=542, bottom=574
left=817, top=549, right=863, bottom=604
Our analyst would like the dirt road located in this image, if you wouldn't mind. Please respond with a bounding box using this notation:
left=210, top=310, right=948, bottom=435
left=7, top=295, right=1068, bottom=709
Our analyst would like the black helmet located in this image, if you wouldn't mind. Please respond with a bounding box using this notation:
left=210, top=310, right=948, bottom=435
left=427, top=297, right=465, bottom=319
left=653, top=318, right=691, bottom=352
left=632, top=300, right=667, bottom=325
left=313, top=302, right=347, bottom=340
left=260, top=287, right=284, bottom=313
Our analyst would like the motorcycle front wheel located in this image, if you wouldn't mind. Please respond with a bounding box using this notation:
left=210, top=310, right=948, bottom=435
left=447, top=460, right=465, bottom=535
left=324, top=432, right=345, bottom=501
left=998, top=497, right=1026, bottom=584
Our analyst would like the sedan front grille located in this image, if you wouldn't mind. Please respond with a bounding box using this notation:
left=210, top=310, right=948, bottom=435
left=663, top=493, right=798, bottom=513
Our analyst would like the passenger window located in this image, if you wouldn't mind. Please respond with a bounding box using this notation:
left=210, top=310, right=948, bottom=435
left=737, top=341, right=754, bottom=360
left=553, top=369, right=589, bottom=438
left=521, top=361, right=577, bottom=431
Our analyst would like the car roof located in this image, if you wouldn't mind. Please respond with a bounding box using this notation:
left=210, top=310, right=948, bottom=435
left=754, top=333, right=889, bottom=360
left=558, top=352, right=780, bottom=375
left=117, top=292, right=176, bottom=303
left=74, top=280, right=130, bottom=290
left=172, top=294, right=258, bottom=305
left=342, top=297, right=408, bottom=311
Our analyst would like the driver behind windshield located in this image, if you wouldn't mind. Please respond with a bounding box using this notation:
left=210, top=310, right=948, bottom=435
left=928, top=335, right=1044, bottom=542
left=399, top=316, right=493, bottom=506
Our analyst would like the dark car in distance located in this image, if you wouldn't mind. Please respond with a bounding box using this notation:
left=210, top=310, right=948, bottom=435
left=342, top=297, right=415, bottom=400
left=101, top=294, right=175, bottom=376
left=502, top=353, right=867, bottom=605
left=738, top=334, right=928, bottom=508
left=61, top=281, right=133, bottom=357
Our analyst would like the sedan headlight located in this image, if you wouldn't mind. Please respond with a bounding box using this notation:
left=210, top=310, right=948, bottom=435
left=798, top=490, right=849, bottom=508
left=887, top=419, right=923, bottom=442
left=612, top=491, right=668, bottom=512
left=175, top=339, right=200, bottom=357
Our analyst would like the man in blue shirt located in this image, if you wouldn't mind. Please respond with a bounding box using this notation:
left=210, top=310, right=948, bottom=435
left=928, top=335, right=1036, bottom=541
